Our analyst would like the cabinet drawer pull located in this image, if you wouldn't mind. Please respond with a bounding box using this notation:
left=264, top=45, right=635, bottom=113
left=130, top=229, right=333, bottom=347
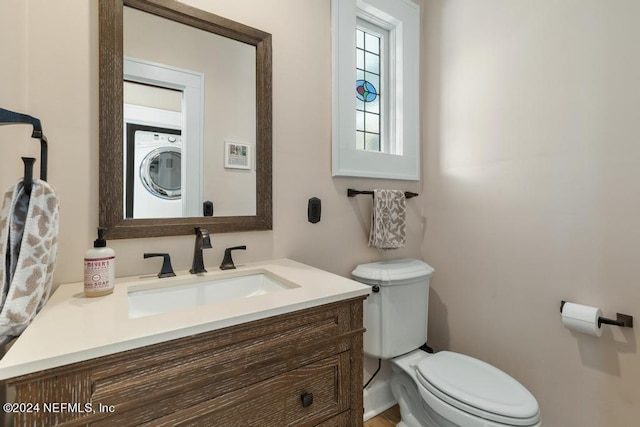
left=300, top=391, right=314, bottom=408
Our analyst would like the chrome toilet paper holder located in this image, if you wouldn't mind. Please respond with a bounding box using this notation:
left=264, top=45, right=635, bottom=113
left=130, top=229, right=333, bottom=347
left=560, top=301, right=633, bottom=329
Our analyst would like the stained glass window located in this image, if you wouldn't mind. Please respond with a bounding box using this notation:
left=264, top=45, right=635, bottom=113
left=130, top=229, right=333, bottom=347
left=356, top=27, right=382, bottom=151
left=332, top=0, right=421, bottom=179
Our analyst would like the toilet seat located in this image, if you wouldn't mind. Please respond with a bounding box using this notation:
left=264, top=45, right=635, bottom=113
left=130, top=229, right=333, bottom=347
left=415, top=351, right=540, bottom=426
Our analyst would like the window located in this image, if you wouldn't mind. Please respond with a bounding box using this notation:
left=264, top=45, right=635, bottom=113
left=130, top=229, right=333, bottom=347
left=356, top=20, right=388, bottom=152
left=332, top=0, right=420, bottom=180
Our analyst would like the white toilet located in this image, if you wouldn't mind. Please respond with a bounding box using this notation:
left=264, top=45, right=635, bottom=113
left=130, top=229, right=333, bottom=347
left=353, top=259, right=541, bottom=427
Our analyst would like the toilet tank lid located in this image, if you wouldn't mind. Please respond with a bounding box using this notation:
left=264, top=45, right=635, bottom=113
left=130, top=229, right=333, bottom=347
left=352, top=258, right=434, bottom=285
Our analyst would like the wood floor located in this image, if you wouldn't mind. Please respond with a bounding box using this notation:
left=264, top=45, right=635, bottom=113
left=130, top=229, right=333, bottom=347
left=363, top=405, right=401, bottom=427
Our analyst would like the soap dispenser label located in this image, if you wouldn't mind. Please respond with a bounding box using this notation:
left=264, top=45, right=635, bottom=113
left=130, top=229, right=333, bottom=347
left=84, top=256, right=115, bottom=293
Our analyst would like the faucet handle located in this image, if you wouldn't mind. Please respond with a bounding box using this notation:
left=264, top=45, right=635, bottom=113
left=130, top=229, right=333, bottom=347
left=143, top=253, right=176, bottom=278
left=220, top=246, right=247, bottom=270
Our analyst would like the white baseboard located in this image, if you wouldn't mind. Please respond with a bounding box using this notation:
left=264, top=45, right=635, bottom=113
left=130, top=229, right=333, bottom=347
left=363, top=378, right=397, bottom=421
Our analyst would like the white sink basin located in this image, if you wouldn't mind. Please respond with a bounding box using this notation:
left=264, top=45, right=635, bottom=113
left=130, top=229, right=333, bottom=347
left=128, top=271, right=297, bottom=319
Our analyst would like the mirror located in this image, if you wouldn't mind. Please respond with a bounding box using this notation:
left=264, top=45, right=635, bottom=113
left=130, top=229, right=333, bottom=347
left=99, top=0, right=272, bottom=239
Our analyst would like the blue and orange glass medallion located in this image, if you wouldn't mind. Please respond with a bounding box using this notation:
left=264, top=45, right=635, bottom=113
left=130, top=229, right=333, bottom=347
left=356, top=79, right=377, bottom=102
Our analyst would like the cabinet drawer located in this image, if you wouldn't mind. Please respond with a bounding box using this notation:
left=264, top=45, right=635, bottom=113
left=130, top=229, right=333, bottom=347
left=284, top=351, right=350, bottom=425
left=143, top=351, right=350, bottom=427
left=90, top=303, right=352, bottom=411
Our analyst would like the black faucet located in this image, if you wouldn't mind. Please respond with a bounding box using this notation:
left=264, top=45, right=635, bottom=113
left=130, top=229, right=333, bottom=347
left=143, top=253, right=176, bottom=278
left=190, top=227, right=212, bottom=274
left=220, top=246, right=247, bottom=270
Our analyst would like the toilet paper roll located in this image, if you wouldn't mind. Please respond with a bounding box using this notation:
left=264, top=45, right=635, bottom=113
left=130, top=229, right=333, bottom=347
left=561, top=302, right=603, bottom=337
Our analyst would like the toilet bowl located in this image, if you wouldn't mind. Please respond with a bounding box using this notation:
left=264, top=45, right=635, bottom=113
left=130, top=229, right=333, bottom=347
left=392, top=350, right=540, bottom=427
left=353, top=259, right=541, bottom=427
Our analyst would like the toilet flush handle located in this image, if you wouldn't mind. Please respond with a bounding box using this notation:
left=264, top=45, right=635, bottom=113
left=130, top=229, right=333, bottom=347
left=372, top=285, right=380, bottom=293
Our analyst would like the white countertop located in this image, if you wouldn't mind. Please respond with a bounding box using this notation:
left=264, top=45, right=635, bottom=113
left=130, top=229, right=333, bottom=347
left=0, top=259, right=370, bottom=380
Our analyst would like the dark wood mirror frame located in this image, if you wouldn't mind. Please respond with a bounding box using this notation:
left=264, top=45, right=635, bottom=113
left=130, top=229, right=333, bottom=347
left=99, top=0, right=272, bottom=239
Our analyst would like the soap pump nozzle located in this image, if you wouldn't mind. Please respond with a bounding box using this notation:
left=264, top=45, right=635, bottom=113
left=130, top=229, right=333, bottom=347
left=94, top=227, right=107, bottom=248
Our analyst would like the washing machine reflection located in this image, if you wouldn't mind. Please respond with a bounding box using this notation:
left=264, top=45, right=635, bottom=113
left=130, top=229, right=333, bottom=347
left=125, top=124, right=182, bottom=219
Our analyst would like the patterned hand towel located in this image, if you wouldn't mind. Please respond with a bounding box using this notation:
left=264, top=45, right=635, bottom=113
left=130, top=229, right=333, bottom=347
left=368, top=189, right=406, bottom=249
left=0, top=179, right=59, bottom=344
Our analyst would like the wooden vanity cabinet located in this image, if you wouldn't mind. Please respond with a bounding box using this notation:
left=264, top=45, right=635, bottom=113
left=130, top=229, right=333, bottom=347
left=7, top=297, right=365, bottom=426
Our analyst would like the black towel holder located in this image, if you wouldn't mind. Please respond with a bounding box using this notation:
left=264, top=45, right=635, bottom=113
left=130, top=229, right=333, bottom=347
left=347, top=188, right=419, bottom=199
left=0, top=107, right=49, bottom=194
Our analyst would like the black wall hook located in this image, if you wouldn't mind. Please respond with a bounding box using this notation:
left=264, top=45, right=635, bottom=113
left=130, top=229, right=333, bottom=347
left=21, top=157, right=36, bottom=194
left=1, top=107, right=49, bottom=184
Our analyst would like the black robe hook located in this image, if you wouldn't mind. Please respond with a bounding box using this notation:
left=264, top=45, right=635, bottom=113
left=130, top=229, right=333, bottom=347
left=22, top=157, right=36, bottom=195
left=0, top=107, right=48, bottom=184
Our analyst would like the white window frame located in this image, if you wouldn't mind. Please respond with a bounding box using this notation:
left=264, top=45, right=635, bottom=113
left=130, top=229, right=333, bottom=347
left=332, top=0, right=420, bottom=181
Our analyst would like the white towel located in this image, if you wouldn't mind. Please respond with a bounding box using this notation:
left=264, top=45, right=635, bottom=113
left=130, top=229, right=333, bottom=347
left=368, top=189, right=406, bottom=249
left=0, top=179, right=59, bottom=344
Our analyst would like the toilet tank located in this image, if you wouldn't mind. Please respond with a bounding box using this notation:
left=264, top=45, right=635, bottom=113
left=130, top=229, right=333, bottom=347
left=352, top=259, right=434, bottom=360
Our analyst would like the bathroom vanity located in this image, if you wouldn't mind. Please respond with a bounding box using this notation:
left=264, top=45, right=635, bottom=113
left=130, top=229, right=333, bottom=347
left=0, top=259, right=370, bottom=426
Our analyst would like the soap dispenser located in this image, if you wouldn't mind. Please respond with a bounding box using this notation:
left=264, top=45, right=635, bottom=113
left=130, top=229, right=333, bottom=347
left=84, top=228, right=116, bottom=297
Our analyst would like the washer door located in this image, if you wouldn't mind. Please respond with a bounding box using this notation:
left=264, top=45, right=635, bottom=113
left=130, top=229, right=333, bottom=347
left=140, top=147, right=181, bottom=199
